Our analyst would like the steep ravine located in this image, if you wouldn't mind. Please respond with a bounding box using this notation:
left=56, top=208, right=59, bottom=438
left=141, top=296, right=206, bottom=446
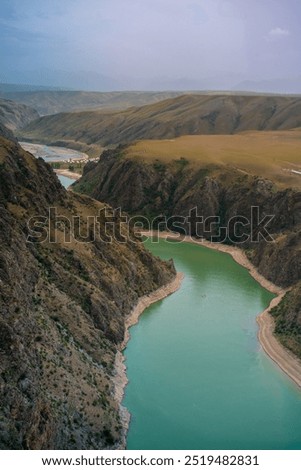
left=0, top=136, right=175, bottom=449
left=74, top=147, right=301, bottom=359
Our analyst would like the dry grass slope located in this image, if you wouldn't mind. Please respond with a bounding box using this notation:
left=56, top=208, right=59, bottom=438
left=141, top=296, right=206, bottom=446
left=19, top=94, right=301, bottom=149
left=126, top=131, right=301, bottom=188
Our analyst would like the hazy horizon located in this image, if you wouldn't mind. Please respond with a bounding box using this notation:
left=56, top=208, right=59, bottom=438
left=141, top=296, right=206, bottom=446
left=1, top=0, right=301, bottom=93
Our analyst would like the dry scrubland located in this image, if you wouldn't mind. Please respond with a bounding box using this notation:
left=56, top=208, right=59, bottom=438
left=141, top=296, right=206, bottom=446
left=19, top=94, right=301, bottom=149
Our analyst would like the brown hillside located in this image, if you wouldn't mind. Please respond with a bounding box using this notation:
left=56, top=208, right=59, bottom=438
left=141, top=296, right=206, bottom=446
left=0, top=136, right=175, bottom=449
left=20, top=94, right=301, bottom=148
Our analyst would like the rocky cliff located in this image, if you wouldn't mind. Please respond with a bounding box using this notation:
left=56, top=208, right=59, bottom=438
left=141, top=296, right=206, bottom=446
left=74, top=146, right=301, bottom=357
left=271, top=284, right=301, bottom=358
left=0, top=136, right=175, bottom=449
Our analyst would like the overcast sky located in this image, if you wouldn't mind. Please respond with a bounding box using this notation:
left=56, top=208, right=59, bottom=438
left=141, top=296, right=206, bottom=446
left=1, top=0, right=301, bottom=91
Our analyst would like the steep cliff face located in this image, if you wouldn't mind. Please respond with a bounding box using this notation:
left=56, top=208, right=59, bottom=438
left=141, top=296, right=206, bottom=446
left=75, top=150, right=300, bottom=268
left=0, top=137, right=175, bottom=449
left=0, top=90, right=185, bottom=115
left=74, top=147, right=301, bottom=356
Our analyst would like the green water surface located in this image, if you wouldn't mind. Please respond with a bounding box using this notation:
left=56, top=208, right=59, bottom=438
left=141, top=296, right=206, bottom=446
left=123, top=239, right=301, bottom=450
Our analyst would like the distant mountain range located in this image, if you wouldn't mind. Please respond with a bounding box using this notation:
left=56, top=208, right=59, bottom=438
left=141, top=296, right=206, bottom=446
left=233, top=77, right=301, bottom=94
left=0, top=90, right=187, bottom=116
left=0, top=83, right=69, bottom=93
left=2, top=72, right=301, bottom=94
left=19, top=94, right=301, bottom=148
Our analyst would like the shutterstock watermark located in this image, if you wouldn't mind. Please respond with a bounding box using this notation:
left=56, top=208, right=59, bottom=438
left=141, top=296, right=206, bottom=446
left=26, top=206, right=275, bottom=245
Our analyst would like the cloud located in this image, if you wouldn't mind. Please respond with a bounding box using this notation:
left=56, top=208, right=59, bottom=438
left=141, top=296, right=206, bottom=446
left=268, top=27, right=290, bottom=38
left=1, top=1, right=301, bottom=89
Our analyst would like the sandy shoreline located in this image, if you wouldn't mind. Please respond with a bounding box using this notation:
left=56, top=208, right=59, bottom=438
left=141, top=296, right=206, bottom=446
left=54, top=169, right=82, bottom=180
left=113, top=272, right=184, bottom=449
left=257, top=303, right=301, bottom=389
left=141, top=230, right=301, bottom=391
left=20, top=141, right=87, bottom=162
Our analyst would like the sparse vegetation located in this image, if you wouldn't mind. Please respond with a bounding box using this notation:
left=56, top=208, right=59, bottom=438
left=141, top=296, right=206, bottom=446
left=271, top=283, right=301, bottom=358
left=0, top=134, right=175, bottom=450
left=19, top=94, right=301, bottom=152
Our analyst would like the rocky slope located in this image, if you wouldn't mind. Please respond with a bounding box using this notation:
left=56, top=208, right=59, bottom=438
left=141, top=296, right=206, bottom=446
left=0, top=136, right=175, bottom=449
left=20, top=94, right=301, bottom=148
left=0, top=98, right=39, bottom=131
left=0, top=122, right=17, bottom=143
left=74, top=146, right=301, bottom=357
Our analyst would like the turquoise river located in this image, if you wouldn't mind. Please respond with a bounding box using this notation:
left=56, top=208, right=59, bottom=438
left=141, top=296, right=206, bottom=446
left=123, top=238, right=301, bottom=450
left=57, top=174, right=76, bottom=189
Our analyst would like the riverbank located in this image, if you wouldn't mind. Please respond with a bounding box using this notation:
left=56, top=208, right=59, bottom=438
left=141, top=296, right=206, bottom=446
left=54, top=168, right=81, bottom=180
left=141, top=230, right=301, bottom=391
left=113, top=271, right=184, bottom=449
left=20, top=141, right=88, bottom=162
